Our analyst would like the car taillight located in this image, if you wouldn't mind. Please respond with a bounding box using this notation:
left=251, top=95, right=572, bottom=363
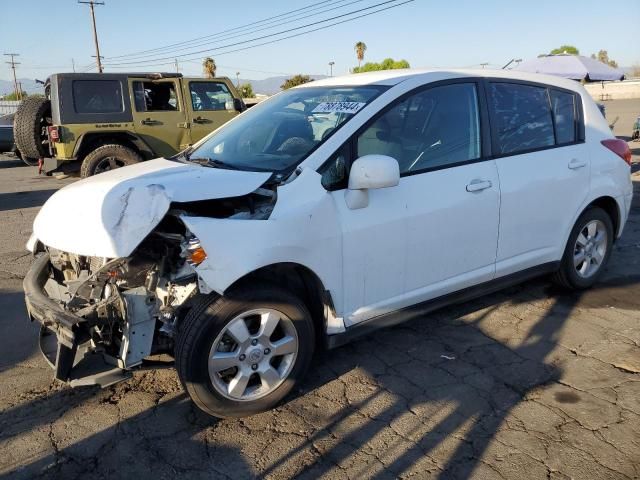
left=601, top=138, right=632, bottom=166
left=48, top=126, right=60, bottom=143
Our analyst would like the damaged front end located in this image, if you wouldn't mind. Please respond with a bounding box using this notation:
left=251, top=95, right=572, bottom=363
left=24, top=216, right=203, bottom=387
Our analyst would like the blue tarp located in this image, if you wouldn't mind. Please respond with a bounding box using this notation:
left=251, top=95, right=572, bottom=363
left=514, top=54, right=624, bottom=81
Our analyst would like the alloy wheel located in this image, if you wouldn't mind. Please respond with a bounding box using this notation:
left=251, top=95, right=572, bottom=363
left=573, top=219, right=608, bottom=278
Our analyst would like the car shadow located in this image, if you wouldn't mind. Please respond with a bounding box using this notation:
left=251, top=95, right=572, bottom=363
left=0, top=190, right=59, bottom=212
left=2, top=272, right=638, bottom=479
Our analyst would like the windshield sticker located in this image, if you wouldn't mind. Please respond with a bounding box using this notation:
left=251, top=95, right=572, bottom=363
left=312, top=102, right=367, bottom=114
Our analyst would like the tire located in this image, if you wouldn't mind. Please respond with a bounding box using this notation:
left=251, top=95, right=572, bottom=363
left=553, top=207, right=613, bottom=290
left=80, top=144, right=142, bottom=178
left=176, top=284, right=315, bottom=418
left=13, top=97, right=51, bottom=159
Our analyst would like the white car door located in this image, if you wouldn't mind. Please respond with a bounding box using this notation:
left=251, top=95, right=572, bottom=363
left=321, top=82, right=500, bottom=326
left=487, top=82, right=590, bottom=276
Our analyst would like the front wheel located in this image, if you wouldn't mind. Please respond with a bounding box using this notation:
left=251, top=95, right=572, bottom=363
left=176, top=285, right=315, bottom=418
left=553, top=207, right=613, bottom=289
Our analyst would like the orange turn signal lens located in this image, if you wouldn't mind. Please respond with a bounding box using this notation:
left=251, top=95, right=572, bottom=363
left=188, top=246, right=207, bottom=266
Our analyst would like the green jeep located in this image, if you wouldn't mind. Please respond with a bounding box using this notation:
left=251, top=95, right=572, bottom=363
left=13, top=73, right=245, bottom=177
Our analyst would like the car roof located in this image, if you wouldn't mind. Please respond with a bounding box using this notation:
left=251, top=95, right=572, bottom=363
left=303, top=68, right=585, bottom=93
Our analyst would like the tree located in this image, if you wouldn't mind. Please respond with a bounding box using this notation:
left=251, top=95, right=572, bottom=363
left=1, top=91, right=27, bottom=101
left=281, top=74, right=313, bottom=90
left=238, top=83, right=255, bottom=98
left=550, top=45, right=580, bottom=55
left=202, top=57, right=216, bottom=78
left=354, top=41, right=367, bottom=68
left=352, top=57, right=410, bottom=73
left=591, top=50, right=618, bottom=68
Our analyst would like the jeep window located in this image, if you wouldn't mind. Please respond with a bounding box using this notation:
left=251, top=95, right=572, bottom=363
left=190, top=82, right=233, bottom=111
left=187, top=85, right=387, bottom=172
left=72, top=80, right=124, bottom=114
left=133, top=81, right=179, bottom=112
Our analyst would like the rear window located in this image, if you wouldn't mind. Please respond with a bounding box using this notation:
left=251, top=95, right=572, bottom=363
left=488, top=83, right=555, bottom=155
left=72, top=80, right=124, bottom=114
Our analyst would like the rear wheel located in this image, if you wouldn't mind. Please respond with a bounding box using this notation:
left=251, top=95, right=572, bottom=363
left=553, top=207, right=613, bottom=289
left=176, top=285, right=315, bottom=418
left=80, top=144, right=142, bottom=177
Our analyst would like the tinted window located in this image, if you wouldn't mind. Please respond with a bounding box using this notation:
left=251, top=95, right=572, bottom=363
left=489, top=83, right=554, bottom=155
left=72, top=80, right=123, bottom=114
left=133, top=81, right=179, bottom=112
left=550, top=89, right=576, bottom=144
left=357, top=83, right=481, bottom=174
left=190, top=82, right=233, bottom=111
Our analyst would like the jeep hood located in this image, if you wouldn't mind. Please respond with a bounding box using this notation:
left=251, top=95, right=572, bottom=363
left=32, top=159, right=272, bottom=258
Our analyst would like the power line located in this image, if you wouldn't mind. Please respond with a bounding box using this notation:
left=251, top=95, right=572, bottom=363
left=78, top=1, right=105, bottom=73
left=4, top=53, right=21, bottom=99
left=106, top=0, right=343, bottom=60
left=103, top=0, right=411, bottom=67
left=107, top=0, right=367, bottom=62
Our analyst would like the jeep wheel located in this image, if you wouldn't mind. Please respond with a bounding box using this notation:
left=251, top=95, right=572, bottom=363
left=176, top=285, right=315, bottom=418
left=80, top=144, right=142, bottom=177
left=13, top=97, right=51, bottom=159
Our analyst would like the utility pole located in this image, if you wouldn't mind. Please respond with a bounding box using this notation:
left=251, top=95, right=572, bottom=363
left=175, top=58, right=179, bottom=73
left=480, top=62, right=489, bottom=69
left=72, top=58, right=76, bottom=72
left=328, top=61, right=335, bottom=77
left=4, top=53, right=21, bottom=100
left=78, top=1, right=105, bottom=73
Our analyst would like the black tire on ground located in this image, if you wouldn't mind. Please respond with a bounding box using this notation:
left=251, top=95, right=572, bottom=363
left=176, top=284, right=315, bottom=418
left=552, top=207, right=614, bottom=290
left=13, top=97, right=51, bottom=159
left=16, top=150, right=39, bottom=167
left=80, top=144, right=142, bottom=178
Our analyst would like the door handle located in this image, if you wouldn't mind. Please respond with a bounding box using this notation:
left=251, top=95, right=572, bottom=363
left=193, top=116, right=211, bottom=124
left=141, top=118, right=160, bottom=126
left=568, top=158, right=587, bottom=170
left=466, top=179, right=492, bottom=192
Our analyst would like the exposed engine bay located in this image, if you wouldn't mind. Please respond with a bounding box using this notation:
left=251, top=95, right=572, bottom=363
left=29, top=188, right=277, bottom=386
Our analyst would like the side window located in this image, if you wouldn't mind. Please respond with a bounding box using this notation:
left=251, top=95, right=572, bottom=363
left=550, top=89, right=576, bottom=144
left=356, top=83, right=481, bottom=175
left=319, top=145, right=349, bottom=190
left=72, top=80, right=123, bottom=114
left=488, top=83, right=554, bottom=155
left=190, top=82, right=233, bottom=111
left=133, top=81, right=179, bottom=112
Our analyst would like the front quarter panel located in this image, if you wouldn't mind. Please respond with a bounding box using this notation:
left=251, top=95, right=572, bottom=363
left=180, top=168, right=344, bottom=313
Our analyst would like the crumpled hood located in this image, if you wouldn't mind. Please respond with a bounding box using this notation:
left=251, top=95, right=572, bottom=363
left=33, top=158, right=271, bottom=258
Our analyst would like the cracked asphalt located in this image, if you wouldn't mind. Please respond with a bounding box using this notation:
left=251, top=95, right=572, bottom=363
left=1, top=101, right=639, bottom=479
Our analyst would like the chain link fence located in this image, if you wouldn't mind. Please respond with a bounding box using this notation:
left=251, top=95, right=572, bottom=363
left=0, top=100, right=21, bottom=117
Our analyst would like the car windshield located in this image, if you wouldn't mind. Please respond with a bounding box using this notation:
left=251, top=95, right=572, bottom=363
left=186, top=85, right=387, bottom=172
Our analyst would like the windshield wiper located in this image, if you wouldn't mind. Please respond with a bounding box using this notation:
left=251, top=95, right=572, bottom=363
left=188, top=156, right=239, bottom=170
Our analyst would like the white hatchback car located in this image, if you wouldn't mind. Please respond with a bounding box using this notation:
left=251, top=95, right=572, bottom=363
left=24, top=69, right=633, bottom=418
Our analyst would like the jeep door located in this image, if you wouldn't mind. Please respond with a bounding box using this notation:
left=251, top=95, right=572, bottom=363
left=323, top=81, right=500, bottom=326
left=184, top=80, right=239, bottom=143
left=129, top=78, right=191, bottom=158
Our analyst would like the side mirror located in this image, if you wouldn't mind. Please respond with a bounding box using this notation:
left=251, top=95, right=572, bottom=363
left=232, top=98, right=246, bottom=112
left=345, top=155, right=399, bottom=209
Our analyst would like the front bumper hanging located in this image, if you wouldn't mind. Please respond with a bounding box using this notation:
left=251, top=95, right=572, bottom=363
left=23, top=253, right=131, bottom=387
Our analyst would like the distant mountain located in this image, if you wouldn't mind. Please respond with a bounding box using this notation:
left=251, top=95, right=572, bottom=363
left=0, top=74, right=329, bottom=98
left=240, top=75, right=328, bottom=95
left=0, top=78, right=44, bottom=96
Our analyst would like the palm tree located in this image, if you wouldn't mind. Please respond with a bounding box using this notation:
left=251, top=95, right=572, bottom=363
left=202, top=57, right=216, bottom=78
left=354, top=41, right=367, bottom=69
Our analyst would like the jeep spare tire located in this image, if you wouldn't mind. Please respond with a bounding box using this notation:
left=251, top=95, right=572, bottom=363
left=13, top=97, right=51, bottom=159
left=80, top=144, right=143, bottom=177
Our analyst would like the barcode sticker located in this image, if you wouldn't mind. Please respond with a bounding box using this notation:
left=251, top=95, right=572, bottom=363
left=312, top=102, right=366, bottom=114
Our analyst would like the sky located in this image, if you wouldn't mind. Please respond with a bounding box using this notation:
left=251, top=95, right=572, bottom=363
left=1, top=0, right=639, bottom=83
